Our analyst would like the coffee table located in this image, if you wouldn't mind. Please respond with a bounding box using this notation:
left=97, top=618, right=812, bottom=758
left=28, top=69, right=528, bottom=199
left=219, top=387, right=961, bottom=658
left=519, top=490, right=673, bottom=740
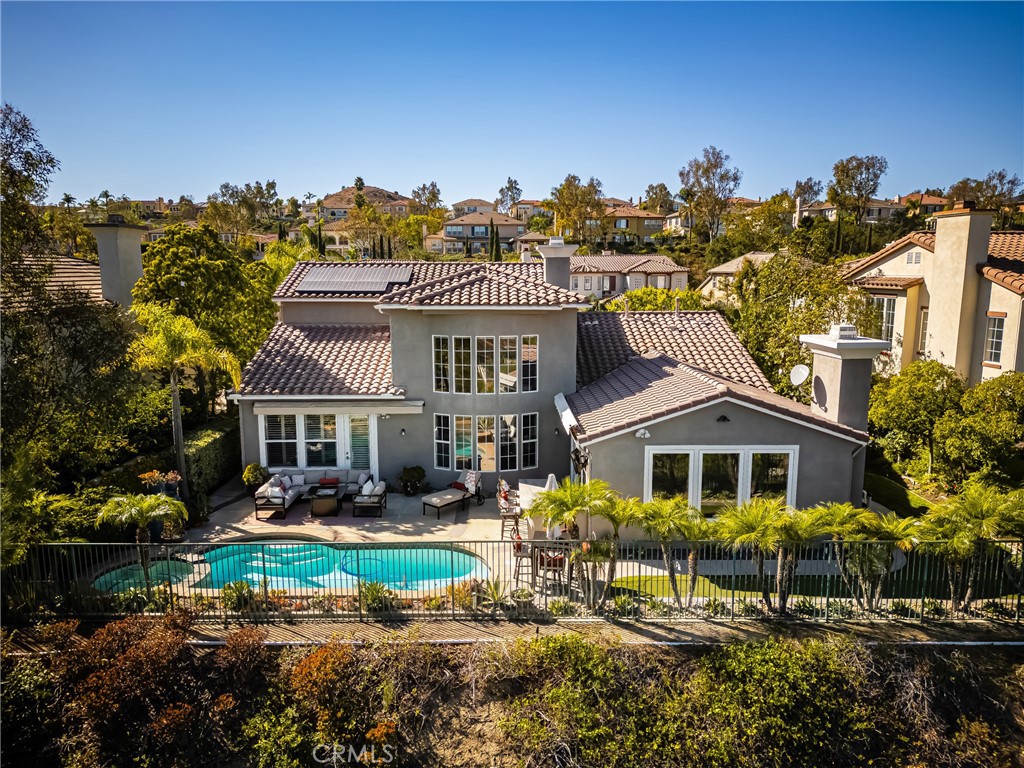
left=305, top=485, right=339, bottom=517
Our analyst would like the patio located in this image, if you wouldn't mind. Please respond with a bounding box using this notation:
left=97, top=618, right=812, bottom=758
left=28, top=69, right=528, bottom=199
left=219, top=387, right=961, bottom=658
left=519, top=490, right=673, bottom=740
left=191, top=476, right=506, bottom=543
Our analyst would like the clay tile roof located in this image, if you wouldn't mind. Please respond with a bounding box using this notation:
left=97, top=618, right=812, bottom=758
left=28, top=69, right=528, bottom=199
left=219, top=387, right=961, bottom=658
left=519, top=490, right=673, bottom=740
left=706, top=251, right=775, bottom=276
left=608, top=206, right=665, bottom=218
left=445, top=212, right=522, bottom=226
left=452, top=198, right=492, bottom=207
left=379, top=263, right=586, bottom=308
left=569, top=254, right=682, bottom=274
left=838, top=231, right=936, bottom=278
left=566, top=353, right=866, bottom=444
left=576, top=311, right=772, bottom=390
left=980, top=232, right=1024, bottom=295
left=239, top=323, right=396, bottom=396
left=14, top=254, right=104, bottom=303
left=853, top=276, right=924, bottom=290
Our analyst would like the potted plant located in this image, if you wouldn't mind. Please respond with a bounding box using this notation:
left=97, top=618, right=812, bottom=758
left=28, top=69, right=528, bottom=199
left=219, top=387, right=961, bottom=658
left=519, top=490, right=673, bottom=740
left=242, top=463, right=270, bottom=496
left=511, top=587, right=535, bottom=612
left=138, top=470, right=166, bottom=495
left=399, top=465, right=426, bottom=496
left=163, top=470, right=182, bottom=498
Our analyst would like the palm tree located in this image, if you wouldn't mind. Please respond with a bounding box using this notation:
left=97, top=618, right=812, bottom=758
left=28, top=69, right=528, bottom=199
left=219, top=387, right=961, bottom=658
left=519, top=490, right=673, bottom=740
left=131, top=304, right=241, bottom=510
left=590, top=495, right=642, bottom=611
left=530, top=478, right=614, bottom=540
left=717, top=497, right=785, bottom=613
left=856, top=513, right=917, bottom=612
left=638, top=497, right=693, bottom=612
left=812, top=502, right=876, bottom=611
left=677, top=511, right=716, bottom=609
left=97, top=493, right=187, bottom=598
left=99, top=189, right=112, bottom=212
left=60, top=192, right=76, bottom=209
left=772, top=507, right=824, bottom=615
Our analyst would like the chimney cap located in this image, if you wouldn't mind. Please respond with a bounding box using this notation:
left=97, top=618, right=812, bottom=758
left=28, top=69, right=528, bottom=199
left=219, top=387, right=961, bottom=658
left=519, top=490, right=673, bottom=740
left=800, top=325, right=890, bottom=358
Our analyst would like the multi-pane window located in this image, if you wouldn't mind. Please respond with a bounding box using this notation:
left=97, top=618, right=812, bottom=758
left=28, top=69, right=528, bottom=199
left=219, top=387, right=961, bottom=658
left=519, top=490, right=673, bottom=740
left=477, top=416, right=495, bottom=472
left=453, top=337, right=472, bottom=393
left=749, top=452, right=790, bottom=502
left=434, top=414, right=451, bottom=470
left=454, top=415, right=473, bottom=471
left=264, top=415, right=297, bottom=466
left=614, top=218, right=628, bottom=229
left=870, top=296, right=896, bottom=342
left=471, top=226, right=488, bottom=237
left=476, top=337, right=495, bottom=394
left=651, top=452, right=690, bottom=502
left=499, top=415, right=518, bottom=471
left=349, top=416, right=370, bottom=470
left=521, top=336, right=538, bottom=392
left=700, top=452, right=740, bottom=516
left=583, top=277, right=592, bottom=290
left=499, top=337, right=518, bottom=393
left=571, top=277, right=579, bottom=290
left=985, top=316, right=1005, bottom=364
left=521, top=413, right=538, bottom=469
left=433, top=336, right=449, bottom=392
left=917, top=308, right=929, bottom=354
left=445, top=225, right=463, bottom=236
left=304, top=415, right=338, bottom=466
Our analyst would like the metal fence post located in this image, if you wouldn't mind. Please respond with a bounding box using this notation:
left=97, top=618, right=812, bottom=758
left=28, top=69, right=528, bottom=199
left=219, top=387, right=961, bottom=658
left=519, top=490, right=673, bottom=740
left=920, top=550, right=929, bottom=623
left=355, top=546, right=363, bottom=621
left=730, top=547, right=736, bottom=621
left=450, top=543, right=457, bottom=620
left=824, top=543, right=832, bottom=623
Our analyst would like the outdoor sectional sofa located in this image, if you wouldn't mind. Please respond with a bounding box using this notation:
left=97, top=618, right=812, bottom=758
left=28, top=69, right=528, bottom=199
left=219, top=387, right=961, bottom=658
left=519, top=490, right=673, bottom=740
left=255, top=469, right=374, bottom=511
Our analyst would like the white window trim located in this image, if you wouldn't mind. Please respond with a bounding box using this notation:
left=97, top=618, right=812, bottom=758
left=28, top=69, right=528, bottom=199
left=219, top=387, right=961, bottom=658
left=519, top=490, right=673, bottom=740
left=643, top=445, right=799, bottom=509
left=499, top=414, right=519, bottom=472
left=522, top=412, right=539, bottom=469
left=522, top=335, right=539, bottom=393
left=433, top=413, right=451, bottom=471
left=432, top=334, right=450, bottom=393
left=259, top=413, right=378, bottom=477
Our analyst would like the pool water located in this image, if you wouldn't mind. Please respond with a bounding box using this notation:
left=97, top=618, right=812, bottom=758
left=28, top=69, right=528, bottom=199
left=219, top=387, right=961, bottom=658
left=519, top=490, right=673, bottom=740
left=195, top=542, right=487, bottom=592
left=92, top=559, right=194, bottom=592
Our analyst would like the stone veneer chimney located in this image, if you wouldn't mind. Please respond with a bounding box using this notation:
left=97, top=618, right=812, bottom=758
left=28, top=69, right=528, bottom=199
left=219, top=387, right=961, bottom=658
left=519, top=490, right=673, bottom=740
left=923, top=200, right=994, bottom=379
left=85, top=215, right=146, bottom=307
left=537, top=236, right=577, bottom=289
left=799, top=324, right=890, bottom=432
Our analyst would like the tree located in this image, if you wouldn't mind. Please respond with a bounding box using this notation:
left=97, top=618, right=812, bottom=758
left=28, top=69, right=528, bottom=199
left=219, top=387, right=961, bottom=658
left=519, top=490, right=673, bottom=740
left=869, top=361, right=965, bottom=475
left=828, top=155, right=888, bottom=225
left=527, top=212, right=553, bottom=234
left=641, top=183, right=673, bottom=215
left=548, top=174, right=605, bottom=247
left=677, top=146, right=742, bottom=241
left=131, top=303, right=241, bottom=511
left=637, top=497, right=694, bottom=611
left=717, top=498, right=785, bottom=612
left=588, top=496, right=641, bottom=611
left=410, top=181, right=443, bottom=214
left=354, top=176, right=365, bottom=192
left=530, top=478, right=615, bottom=540
left=771, top=508, right=823, bottom=615
left=353, top=192, right=367, bottom=209
left=285, top=196, right=300, bottom=219
left=97, top=493, right=187, bottom=597
left=812, top=502, right=877, bottom=611
left=605, top=287, right=705, bottom=312
left=495, top=177, right=522, bottom=215
left=716, top=191, right=794, bottom=258
left=792, top=177, right=823, bottom=203
left=99, top=189, right=113, bottom=211
left=947, top=170, right=1022, bottom=228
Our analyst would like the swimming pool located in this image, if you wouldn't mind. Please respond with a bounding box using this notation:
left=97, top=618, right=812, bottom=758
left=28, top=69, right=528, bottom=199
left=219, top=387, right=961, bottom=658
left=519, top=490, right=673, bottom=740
left=92, top=559, right=194, bottom=592
left=195, top=541, right=488, bottom=592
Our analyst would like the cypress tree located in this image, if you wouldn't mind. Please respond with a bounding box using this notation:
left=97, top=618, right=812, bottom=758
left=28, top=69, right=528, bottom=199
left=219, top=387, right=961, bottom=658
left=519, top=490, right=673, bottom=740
left=387, top=237, right=393, bottom=259
left=379, top=233, right=385, bottom=259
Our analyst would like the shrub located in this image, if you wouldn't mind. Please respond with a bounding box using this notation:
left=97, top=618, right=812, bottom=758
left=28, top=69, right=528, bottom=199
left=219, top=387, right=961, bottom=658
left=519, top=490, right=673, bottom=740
left=446, top=581, right=475, bottom=611
left=613, top=594, right=638, bottom=618
left=242, top=463, right=269, bottom=488
left=980, top=599, right=1013, bottom=619
left=829, top=600, right=856, bottom=619
left=222, top=580, right=256, bottom=613
left=736, top=598, right=763, bottom=617
left=793, top=596, right=818, bottom=617
left=644, top=597, right=671, bottom=618
left=549, top=598, right=577, bottom=617
left=704, top=597, right=729, bottom=618
left=423, top=595, right=445, bottom=612
left=360, top=581, right=396, bottom=613
left=923, top=598, right=948, bottom=618
left=890, top=599, right=917, bottom=618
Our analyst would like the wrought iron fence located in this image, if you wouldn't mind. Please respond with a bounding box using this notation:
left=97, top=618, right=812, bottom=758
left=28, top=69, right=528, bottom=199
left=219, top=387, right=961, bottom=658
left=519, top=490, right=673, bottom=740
left=3, top=538, right=1022, bottom=624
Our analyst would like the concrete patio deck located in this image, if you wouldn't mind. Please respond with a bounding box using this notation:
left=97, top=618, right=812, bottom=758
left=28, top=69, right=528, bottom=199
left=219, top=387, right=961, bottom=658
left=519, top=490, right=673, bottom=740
left=191, top=476, right=505, bottom=543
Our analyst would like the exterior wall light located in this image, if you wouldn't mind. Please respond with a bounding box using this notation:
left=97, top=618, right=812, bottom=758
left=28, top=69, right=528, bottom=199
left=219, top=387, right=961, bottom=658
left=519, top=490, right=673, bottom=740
left=635, top=429, right=651, bottom=439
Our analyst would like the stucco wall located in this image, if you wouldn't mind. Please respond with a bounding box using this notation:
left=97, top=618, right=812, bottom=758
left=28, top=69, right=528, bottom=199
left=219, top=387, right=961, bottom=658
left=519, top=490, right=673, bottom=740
left=973, top=281, right=1023, bottom=382
left=279, top=300, right=384, bottom=325
left=582, top=399, right=861, bottom=538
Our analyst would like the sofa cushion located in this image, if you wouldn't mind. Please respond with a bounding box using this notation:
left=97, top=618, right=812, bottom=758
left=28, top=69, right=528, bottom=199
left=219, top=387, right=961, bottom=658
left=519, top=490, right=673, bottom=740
left=320, top=477, right=340, bottom=487
left=361, top=480, right=374, bottom=496
left=324, top=470, right=343, bottom=482
left=372, top=481, right=386, bottom=496
left=356, top=471, right=369, bottom=486
left=303, top=469, right=326, bottom=485
left=290, top=474, right=305, bottom=488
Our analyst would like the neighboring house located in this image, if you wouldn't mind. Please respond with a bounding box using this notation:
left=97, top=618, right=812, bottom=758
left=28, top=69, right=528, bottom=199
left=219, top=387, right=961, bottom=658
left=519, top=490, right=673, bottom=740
left=839, top=202, right=1024, bottom=383
left=147, top=221, right=275, bottom=256
left=310, top=186, right=412, bottom=224
left=450, top=199, right=494, bottom=216
left=604, top=206, right=666, bottom=244
left=894, top=193, right=948, bottom=215
left=423, top=212, right=526, bottom=255
left=698, top=251, right=775, bottom=303
left=663, top=210, right=694, bottom=236
left=601, top=197, right=631, bottom=209
left=17, top=253, right=105, bottom=303
left=794, top=198, right=905, bottom=226
left=512, top=199, right=550, bottom=221
left=567, top=253, right=687, bottom=298
left=233, top=247, right=884, bottom=514
left=513, top=231, right=551, bottom=254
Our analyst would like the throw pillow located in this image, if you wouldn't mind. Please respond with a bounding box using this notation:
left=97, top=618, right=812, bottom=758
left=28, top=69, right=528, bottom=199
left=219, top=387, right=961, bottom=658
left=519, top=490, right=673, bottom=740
left=268, top=474, right=283, bottom=488
left=451, top=481, right=466, bottom=492
left=357, top=472, right=369, bottom=486
left=290, top=475, right=305, bottom=488
left=320, top=477, right=340, bottom=487
left=362, top=481, right=374, bottom=496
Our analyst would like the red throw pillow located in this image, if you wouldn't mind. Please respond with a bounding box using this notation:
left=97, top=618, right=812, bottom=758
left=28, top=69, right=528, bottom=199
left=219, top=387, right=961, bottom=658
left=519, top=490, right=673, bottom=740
left=451, top=481, right=467, bottom=492
left=320, top=477, right=340, bottom=486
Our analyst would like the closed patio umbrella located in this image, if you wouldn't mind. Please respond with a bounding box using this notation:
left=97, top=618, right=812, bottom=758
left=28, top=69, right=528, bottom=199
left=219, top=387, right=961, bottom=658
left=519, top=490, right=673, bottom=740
left=544, top=474, right=561, bottom=540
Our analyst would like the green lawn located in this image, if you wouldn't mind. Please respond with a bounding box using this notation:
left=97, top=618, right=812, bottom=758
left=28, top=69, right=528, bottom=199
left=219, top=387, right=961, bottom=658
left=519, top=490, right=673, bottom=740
left=864, top=473, right=934, bottom=517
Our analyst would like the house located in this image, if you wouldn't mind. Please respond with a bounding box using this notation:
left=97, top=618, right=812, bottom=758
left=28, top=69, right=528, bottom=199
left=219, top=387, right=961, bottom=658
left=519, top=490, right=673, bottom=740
left=567, top=253, right=687, bottom=298
left=601, top=197, right=631, bottom=209
left=794, top=198, right=905, bottom=227
left=450, top=199, right=494, bottom=216
left=839, top=201, right=1024, bottom=382
left=663, top=210, right=694, bottom=236
left=511, top=199, right=550, bottom=221
left=513, top=231, right=551, bottom=254
left=423, top=212, right=526, bottom=255
left=698, top=251, right=775, bottom=303
left=604, top=206, right=666, bottom=244
left=310, top=186, right=412, bottom=224
left=894, top=193, right=948, bottom=216
left=233, top=242, right=884, bottom=515
left=16, top=253, right=105, bottom=303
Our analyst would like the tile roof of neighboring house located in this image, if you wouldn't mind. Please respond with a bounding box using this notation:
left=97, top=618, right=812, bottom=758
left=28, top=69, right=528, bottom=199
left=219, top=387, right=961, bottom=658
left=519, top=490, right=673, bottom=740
left=238, top=323, right=396, bottom=396
left=566, top=352, right=867, bottom=444
left=518, top=199, right=545, bottom=206
left=18, top=254, right=104, bottom=302
left=706, top=251, right=775, bottom=276
left=607, top=206, right=665, bottom=219
left=837, top=231, right=936, bottom=278
left=514, top=231, right=550, bottom=242
left=322, top=219, right=351, bottom=232
left=576, top=311, right=772, bottom=390
left=601, top=197, right=631, bottom=207
left=896, top=193, right=948, bottom=206
left=569, top=254, right=682, bottom=274
left=445, top=212, right=522, bottom=226
left=379, top=263, right=586, bottom=308
left=727, top=196, right=761, bottom=206
left=251, top=233, right=279, bottom=244
left=452, top=198, right=492, bottom=207
left=321, top=186, right=411, bottom=209
left=853, top=275, right=924, bottom=290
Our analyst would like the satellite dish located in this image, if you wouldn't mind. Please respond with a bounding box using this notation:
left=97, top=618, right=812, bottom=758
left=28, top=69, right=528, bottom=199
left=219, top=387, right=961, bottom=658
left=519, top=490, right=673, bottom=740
left=789, top=364, right=810, bottom=387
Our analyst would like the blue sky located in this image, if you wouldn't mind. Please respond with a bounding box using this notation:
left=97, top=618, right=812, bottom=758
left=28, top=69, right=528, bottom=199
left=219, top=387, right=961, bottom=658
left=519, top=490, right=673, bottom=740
left=2, top=2, right=1022, bottom=205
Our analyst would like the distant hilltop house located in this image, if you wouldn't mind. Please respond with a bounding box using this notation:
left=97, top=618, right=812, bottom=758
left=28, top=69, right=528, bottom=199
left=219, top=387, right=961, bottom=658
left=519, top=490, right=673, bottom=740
left=450, top=199, right=494, bottom=216
left=792, top=195, right=944, bottom=227
left=146, top=221, right=277, bottom=256
left=840, top=201, right=1024, bottom=383
left=698, top=251, right=775, bottom=304
left=894, top=193, right=948, bottom=216
left=303, top=186, right=413, bottom=225
left=424, top=212, right=526, bottom=256
left=603, top=206, right=666, bottom=245
left=511, top=199, right=551, bottom=221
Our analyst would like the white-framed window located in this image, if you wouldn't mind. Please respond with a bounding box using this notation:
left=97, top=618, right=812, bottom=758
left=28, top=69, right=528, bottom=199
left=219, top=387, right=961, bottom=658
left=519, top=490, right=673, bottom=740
left=917, top=307, right=929, bottom=354
left=349, top=416, right=369, bottom=470
left=614, top=218, right=628, bottom=229
left=471, top=225, right=488, bottom=237
left=499, top=337, right=518, bottom=393
left=517, top=226, right=524, bottom=234
left=453, top=337, right=472, bottom=393
left=499, top=415, right=518, bottom=472
left=644, top=219, right=661, bottom=229
left=304, top=414, right=338, bottom=467
left=477, top=415, right=495, bottom=472
left=985, top=316, right=1005, bottom=364
left=454, top=415, right=473, bottom=471
left=643, top=446, right=797, bottom=512
left=584, top=277, right=592, bottom=290
left=571, top=277, right=579, bottom=290
left=434, top=414, right=451, bottom=470
left=602, top=275, right=611, bottom=292
left=870, top=296, right=896, bottom=342
left=264, top=415, right=297, bottom=466
left=433, top=335, right=449, bottom=392
left=653, top=275, right=668, bottom=289
left=521, top=413, right=538, bottom=469
left=521, top=336, right=538, bottom=392
left=476, top=337, right=495, bottom=394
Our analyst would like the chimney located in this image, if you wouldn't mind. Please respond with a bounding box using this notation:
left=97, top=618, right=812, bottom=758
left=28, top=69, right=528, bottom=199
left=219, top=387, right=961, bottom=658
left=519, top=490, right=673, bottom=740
left=85, top=215, right=146, bottom=307
left=799, top=324, right=889, bottom=432
left=537, top=237, right=577, bottom=289
left=923, top=200, right=993, bottom=379
left=794, top=195, right=802, bottom=227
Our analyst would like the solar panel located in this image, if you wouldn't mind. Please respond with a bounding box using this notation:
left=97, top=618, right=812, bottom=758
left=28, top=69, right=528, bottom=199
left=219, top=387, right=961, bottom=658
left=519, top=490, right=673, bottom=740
left=296, top=265, right=414, bottom=294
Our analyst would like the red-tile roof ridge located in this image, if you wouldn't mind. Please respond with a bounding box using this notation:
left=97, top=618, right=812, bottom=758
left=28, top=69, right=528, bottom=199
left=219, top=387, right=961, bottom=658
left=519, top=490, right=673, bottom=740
left=379, top=262, right=586, bottom=307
